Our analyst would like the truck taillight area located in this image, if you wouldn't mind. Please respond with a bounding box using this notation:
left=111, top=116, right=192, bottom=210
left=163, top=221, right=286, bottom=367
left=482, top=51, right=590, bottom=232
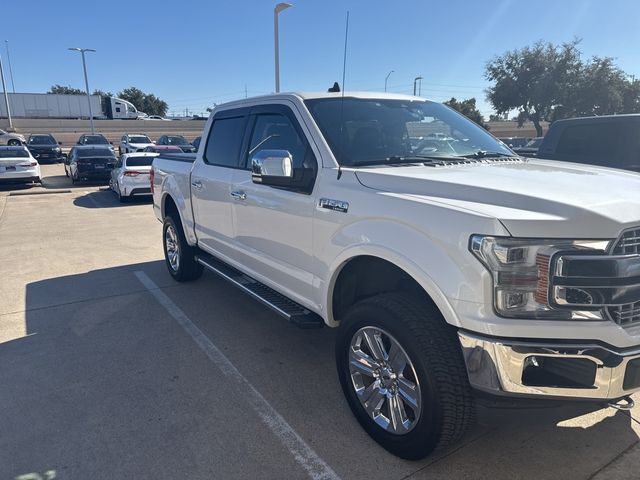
left=150, top=167, right=155, bottom=194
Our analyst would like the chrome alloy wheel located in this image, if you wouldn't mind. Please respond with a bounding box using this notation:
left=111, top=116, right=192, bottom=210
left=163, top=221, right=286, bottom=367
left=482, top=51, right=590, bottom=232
left=165, top=224, right=180, bottom=272
left=349, top=327, right=422, bottom=434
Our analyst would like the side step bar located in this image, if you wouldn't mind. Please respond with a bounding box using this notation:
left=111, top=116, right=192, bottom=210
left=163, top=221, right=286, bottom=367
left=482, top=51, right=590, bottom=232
left=194, top=252, right=324, bottom=329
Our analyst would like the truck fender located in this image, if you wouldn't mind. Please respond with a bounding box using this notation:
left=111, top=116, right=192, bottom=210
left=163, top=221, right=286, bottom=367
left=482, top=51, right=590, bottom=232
left=324, top=241, right=463, bottom=329
left=160, top=187, right=197, bottom=246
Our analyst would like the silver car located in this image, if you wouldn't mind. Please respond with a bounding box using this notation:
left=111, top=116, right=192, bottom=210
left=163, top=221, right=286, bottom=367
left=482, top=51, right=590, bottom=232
left=109, top=152, right=158, bottom=202
left=0, top=129, right=26, bottom=146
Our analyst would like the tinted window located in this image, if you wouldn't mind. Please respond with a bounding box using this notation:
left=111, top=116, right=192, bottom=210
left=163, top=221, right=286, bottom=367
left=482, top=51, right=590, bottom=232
left=128, top=135, right=152, bottom=143
left=167, top=136, right=188, bottom=145
left=28, top=135, right=56, bottom=145
left=248, top=114, right=306, bottom=168
left=306, top=98, right=512, bottom=166
left=77, top=148, right=114, bottom=157
left=125, top=157, right=154, bottom=167
left=0, top=149, right=29, bottom=158
left=204, top=116, right=246, bottom=167
left=81, top=135, right=109, bottom=145
left=555, top=123, right=621, bottom=165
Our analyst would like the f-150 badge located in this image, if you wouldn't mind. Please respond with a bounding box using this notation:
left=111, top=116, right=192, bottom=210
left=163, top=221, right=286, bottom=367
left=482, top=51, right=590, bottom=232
left=318, top=198, right=349, bottom=213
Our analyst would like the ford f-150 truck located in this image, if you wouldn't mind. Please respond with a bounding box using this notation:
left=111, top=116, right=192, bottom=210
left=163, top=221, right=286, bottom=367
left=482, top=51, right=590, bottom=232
left=151, top=91, right=640, bottom=460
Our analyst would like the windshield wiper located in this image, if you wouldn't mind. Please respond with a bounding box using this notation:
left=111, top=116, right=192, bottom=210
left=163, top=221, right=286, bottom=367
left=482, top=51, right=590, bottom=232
left=369, top=155, right=468, bottom=165
left=460, top=151, right=518, bottom=159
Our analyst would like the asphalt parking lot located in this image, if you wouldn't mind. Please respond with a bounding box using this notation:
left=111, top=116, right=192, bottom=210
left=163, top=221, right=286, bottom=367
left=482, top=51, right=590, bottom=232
left=1, top=164, right=640, bottom=480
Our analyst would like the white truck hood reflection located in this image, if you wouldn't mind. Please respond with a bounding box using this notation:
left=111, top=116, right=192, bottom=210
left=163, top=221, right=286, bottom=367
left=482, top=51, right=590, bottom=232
left=354, top=158, right=640, bottom=238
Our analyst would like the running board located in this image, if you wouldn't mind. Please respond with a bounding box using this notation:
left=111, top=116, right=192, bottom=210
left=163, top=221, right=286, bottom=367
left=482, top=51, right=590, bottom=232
left=194, top=253, right=324, bottom=329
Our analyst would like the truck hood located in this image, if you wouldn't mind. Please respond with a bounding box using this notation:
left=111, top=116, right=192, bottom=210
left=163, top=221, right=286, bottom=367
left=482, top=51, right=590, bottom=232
left=353, top=158, right=640, bottom=238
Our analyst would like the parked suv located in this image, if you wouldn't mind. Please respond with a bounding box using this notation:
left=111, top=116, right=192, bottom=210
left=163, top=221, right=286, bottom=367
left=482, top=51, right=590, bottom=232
left=26, top=134, right=64, bottom=163
left=119, top=134, right=154, bottom=155
left=537, top=114, right=640, bottom=171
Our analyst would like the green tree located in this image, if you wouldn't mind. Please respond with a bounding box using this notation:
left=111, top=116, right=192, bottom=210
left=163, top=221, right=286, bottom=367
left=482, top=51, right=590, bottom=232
left=444, top=97, right=489, bottom=129
left=118, top=87, right=168, bottom=116
left=93, top=89, right=114, bottom=97
left=485, top=40, right=582, bottom=136
left=48, top=84, right=85, bottom=95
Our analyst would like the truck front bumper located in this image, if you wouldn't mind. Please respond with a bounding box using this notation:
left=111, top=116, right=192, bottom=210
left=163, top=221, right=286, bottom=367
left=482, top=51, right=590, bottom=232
left=459, top=331, right=640, bottom=400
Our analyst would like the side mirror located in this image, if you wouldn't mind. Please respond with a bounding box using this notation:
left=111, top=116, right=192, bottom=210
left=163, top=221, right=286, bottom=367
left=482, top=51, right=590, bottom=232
left=251, top=150, right=293, bottom=186
left=58, top=141, right=62, bottom=145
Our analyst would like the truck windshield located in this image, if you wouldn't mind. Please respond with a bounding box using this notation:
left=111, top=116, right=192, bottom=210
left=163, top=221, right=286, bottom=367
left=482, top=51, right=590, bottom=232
left=305, top=97, right=514, bottom=166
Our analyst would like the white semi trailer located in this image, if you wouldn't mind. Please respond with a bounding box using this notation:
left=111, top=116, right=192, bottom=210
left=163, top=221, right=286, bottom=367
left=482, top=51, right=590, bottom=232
left=0, top=93, right=142, bottom=119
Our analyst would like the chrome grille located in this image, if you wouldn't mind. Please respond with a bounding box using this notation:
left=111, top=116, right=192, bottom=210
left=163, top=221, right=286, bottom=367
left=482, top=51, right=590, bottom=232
left=607, top=228, right=640, bottom=326
left=611, top=228, right=640, bottom=255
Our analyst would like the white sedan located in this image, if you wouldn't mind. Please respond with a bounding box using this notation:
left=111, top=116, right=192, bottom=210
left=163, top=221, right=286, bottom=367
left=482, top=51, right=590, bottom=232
left=0, top=146, right=41, bottom=184
left=109, top=152, right=158, bottom=202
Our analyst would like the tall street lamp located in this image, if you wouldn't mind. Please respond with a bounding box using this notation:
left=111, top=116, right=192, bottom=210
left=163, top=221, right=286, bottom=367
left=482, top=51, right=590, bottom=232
left=384, top=70, right=394, bottom=92
left=274, top=2, right=292, bottom=93
left=4, top=41, right=15, bottom=93
left=413, top=76, right=423, bottom=96
left=68, top=47, right=96, bottom=134
left=0, top=53, right=13, bottom=130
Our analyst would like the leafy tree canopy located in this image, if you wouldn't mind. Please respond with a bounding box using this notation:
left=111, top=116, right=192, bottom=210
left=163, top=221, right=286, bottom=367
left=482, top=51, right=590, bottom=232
left=485, top=39, right=640, bottom=136
left=444, top=97, right=489, bottom=130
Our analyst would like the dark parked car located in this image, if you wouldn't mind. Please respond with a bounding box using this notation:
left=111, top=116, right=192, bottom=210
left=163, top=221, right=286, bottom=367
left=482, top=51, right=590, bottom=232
left=76, top=134, right=115, bottom=152
left=536, top=114, right=640, bottom=171
left=26, top=134, right=64, bottom=163
left=192, top=136, right=202, bottom=150
left=512, top=137, right=544, bottom=157
left=65, top=146, right=117, bottom=184
left=156, top=135, right=196, bottom=153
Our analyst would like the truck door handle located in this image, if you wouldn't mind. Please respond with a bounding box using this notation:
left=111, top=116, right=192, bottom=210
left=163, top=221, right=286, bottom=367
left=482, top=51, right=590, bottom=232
left=230, top=190, right=247, bottom=201
left=191, top=180, right=203, bottom=189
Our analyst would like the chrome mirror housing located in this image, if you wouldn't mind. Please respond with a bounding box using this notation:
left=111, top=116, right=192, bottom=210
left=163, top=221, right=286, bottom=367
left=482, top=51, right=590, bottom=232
left=251, top=149, right=293, bottom=181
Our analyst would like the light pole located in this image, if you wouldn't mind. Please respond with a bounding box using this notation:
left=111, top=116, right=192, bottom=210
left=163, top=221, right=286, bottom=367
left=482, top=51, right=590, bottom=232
left=68, top=47, right=96, bottom=134
left=413, top=76, right=423, bottom=96
left=4, top=41, right=15, bottom=93
left=384, top=70, right=394, bottom=92
left=0, top=53, right=13, bottom=130
left=274, top=2, right=292, bottom=93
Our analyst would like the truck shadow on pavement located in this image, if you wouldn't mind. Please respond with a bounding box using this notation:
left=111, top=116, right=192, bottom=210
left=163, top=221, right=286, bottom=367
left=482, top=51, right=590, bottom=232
left=73, top=189, right=152, bottom=209
left=1, top=261, right=638, bottom=479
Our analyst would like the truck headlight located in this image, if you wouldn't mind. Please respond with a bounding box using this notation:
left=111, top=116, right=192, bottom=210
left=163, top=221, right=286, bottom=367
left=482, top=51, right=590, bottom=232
left=470, top=235, right=609, bottom=320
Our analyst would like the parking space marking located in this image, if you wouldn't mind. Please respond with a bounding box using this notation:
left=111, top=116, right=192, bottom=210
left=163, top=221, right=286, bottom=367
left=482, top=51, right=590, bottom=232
left=134, top=271, right=341, bottom=480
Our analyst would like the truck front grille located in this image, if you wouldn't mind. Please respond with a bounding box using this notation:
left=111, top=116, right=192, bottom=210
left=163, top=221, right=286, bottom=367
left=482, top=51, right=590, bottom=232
left=607, top=228, right=640, bottom=327
left=611, top=228, right=640, bottom=255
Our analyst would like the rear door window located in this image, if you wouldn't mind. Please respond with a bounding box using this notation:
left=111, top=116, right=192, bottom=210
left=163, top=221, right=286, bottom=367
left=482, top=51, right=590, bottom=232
left=203, top=116, right=247, bottom=168
left=554, top=123, right=622, bottom=166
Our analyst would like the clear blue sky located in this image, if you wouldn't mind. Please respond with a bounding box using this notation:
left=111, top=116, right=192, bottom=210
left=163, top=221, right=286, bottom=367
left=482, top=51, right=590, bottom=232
left=3, top=0, right=639, bottom=117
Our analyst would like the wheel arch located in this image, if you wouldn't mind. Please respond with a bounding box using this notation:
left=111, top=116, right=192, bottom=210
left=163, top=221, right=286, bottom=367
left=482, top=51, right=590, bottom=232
left=326, top=249, right=460, bottom=329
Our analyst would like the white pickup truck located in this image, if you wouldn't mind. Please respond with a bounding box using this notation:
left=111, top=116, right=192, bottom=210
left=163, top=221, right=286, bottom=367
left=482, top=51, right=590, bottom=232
left=152, top=91, right=640, bottom=459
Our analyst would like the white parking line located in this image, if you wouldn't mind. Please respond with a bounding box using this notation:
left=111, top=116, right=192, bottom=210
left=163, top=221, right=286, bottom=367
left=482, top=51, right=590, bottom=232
left=134, top=271, right=341, bottom=480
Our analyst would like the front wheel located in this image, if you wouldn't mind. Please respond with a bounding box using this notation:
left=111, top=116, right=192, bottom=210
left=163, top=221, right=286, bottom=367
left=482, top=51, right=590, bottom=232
left=7, top=139, right=20, bottom=146
left=335, top=293, right=475, bottom=460
left=162, top=214, right=203, bottom=282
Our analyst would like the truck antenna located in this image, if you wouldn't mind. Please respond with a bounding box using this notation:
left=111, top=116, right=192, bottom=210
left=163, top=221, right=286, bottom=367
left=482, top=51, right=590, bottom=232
left=337, top=10, right=349, bottom=180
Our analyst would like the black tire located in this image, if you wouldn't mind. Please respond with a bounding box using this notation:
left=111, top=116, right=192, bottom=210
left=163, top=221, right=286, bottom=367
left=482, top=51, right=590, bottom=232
left=118, top=188, right=128, bottom=203
left=71, top=171, right=77, bottom=184
left=162, top=214, right=203, bottom=282
left=7, top=139, right=20, bottom=146
left=335, top=292, right=475, bottom=460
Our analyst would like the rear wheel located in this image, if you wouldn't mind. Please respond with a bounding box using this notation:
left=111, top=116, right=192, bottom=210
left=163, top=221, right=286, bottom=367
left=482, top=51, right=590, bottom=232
left=335, top=292, right=475, bottom=460
left=163, top=214, right=203, bottom=282
left=7, top=139, right=20, bottom=146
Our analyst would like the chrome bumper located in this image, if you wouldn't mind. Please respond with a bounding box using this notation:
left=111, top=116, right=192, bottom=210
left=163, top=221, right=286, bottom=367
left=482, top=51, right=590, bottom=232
left=459, top=331, right=640, bottom=400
